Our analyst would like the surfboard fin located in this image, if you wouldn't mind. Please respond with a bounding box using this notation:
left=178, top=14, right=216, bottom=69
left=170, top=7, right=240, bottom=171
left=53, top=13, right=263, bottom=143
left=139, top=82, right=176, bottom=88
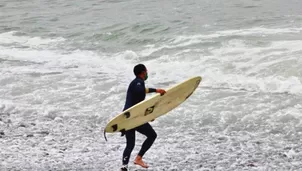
left=120, top=129, right=126, bottom=137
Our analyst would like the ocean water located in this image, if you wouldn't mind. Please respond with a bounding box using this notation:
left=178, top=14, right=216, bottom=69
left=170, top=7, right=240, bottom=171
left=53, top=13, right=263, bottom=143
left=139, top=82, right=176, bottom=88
left=1, top=0, right=302, bottom=170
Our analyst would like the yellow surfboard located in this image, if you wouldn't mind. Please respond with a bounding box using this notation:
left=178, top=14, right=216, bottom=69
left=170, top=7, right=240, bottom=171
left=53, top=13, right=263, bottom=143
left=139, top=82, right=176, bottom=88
left=104, top=76, right=202, bottom=141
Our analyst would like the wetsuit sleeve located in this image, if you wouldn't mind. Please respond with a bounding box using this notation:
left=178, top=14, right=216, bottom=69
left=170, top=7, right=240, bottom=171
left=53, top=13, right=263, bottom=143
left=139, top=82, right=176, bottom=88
left=145, top=88, right=156, bottom=93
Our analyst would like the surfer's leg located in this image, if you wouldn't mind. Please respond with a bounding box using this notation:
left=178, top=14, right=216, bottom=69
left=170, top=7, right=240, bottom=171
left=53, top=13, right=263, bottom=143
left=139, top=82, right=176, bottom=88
left=134, top=123, right=157, bottom=168
left=136, top=123, right=157, bottom=156
left=122, top=129, right=135, bottom=166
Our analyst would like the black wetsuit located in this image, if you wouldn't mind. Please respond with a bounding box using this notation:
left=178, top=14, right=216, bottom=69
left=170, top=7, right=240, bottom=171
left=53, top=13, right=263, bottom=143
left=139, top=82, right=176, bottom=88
left=122, top=77, right=157, bottom=165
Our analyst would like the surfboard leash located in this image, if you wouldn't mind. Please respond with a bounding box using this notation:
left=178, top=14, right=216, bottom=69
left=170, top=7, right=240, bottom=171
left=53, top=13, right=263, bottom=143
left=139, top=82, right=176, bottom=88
left=104, top=130, right=108, bottom=142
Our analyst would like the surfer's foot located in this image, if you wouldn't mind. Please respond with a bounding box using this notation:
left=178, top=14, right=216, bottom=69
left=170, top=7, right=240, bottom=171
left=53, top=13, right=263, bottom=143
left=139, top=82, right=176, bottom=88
left=120, top=165, right=128, bottom=171
left=134, top=155, right=149, bottom=168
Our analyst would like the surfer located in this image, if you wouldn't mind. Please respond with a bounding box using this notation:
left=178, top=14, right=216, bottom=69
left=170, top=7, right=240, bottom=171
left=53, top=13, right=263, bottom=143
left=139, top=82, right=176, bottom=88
left=121, top=64, right=166, bottom=171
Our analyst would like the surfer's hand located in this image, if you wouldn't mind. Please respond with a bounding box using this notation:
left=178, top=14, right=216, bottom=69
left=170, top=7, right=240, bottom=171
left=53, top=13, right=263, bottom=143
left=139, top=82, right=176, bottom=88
left=156, top=89, right=166, bottom=96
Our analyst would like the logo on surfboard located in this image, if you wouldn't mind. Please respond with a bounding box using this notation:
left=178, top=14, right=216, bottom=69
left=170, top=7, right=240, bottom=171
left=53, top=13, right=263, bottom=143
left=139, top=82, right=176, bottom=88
left=144, top=106, right=155, bottom=116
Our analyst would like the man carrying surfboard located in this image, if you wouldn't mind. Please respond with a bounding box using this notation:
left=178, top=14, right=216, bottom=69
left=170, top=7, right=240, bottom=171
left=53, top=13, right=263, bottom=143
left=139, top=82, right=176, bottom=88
left=120, top=64, right=166, bottom=171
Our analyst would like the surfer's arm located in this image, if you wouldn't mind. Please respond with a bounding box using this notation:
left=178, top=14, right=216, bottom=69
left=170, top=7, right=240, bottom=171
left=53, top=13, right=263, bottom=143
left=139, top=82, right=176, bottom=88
left=146, top=88, right=166, bottom=96
left=145, top=88, right=156, bottom=93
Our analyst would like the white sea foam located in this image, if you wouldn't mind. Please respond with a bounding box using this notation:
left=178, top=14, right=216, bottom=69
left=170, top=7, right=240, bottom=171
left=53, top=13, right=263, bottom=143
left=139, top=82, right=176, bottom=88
left=1, top=26, right=302, bottom=170
left=0, top=31, right=65, bottom=48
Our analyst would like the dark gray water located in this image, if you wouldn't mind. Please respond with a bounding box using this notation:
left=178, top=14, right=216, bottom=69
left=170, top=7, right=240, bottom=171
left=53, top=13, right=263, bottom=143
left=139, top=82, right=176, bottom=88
left=1, top=0, right=302, bottom=170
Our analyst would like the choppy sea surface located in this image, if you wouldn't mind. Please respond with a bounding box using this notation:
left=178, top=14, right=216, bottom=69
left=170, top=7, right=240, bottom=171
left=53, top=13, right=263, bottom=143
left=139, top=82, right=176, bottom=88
left=1, top=0, right=302, bottom=170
